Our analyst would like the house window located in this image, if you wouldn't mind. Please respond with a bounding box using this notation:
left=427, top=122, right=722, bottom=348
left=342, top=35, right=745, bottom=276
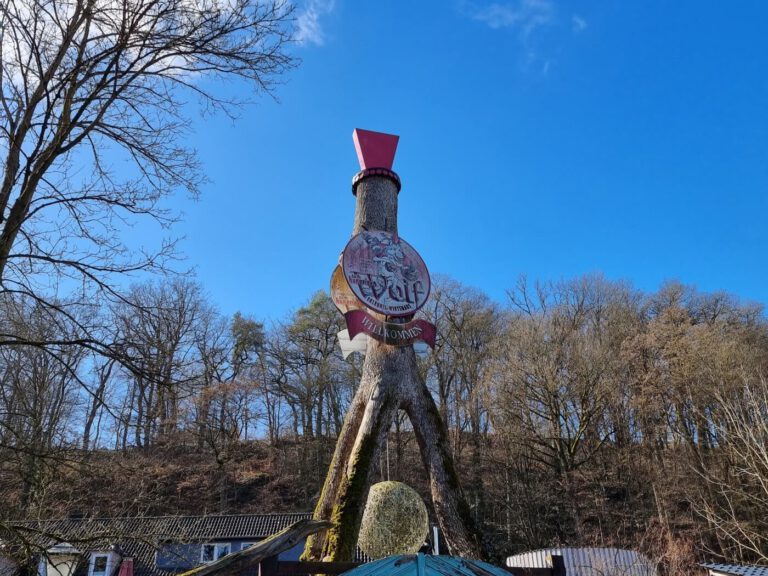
left=200, top=544, right=230, bottom=563
left=91, top=555, right=109, bottom=576
left=240, top=542, right=257, bottom=552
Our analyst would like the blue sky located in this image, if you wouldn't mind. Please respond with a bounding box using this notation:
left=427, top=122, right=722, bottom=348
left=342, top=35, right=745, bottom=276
left=159, top=1, right=768, bottom=320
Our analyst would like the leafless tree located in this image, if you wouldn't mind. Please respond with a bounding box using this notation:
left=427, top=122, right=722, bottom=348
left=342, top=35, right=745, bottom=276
left=694, top=376, right=768, bottom=563
left=0, top=0, right=295, bottom=521
left=81, top=353, right=116, bottom=450
left=497, top=275, right=626, bottom=477
left=0, top=0, right=295, bottom=352
left=112, top=278, right=207, bottom=449
left=0, top=294, right=86, bottom=513
left=267, top=293, right=348, bottom=441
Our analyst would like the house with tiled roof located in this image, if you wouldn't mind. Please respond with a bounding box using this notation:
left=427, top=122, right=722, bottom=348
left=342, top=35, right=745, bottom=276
left=1, top=514, right=367, bottom=576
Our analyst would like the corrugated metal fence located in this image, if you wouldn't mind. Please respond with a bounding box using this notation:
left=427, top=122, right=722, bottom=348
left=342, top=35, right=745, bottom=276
left=506, top=548, right=656, bottom=576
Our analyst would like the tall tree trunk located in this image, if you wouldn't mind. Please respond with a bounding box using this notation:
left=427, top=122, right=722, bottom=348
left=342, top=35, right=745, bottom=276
left=305, top=155, right=485, bottom=560
left=83, top=359, right=114, bottom=450
left=303, top=380, right=370, bottom=559
left=318, top=343, right=401, bottom=560
left=402, top=355, right=485, bottom=558
left=134, top=377, right=145, bottom=448
left=143, top=380, right=155, bottom=451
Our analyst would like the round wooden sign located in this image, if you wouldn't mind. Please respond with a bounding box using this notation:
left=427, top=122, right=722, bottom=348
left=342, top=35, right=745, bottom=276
left=342, top=231, right=430, bottom=316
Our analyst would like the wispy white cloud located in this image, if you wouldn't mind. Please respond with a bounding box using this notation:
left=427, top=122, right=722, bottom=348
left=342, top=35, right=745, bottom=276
left=463, top=0, right=555, bottom=75
left=471, top=0, right=554, bottom=38
left=572, top=15, right=587, bottom=32
left=521, top=50, right=552, bottom=76
left=295, top=0, right=336, bottom=46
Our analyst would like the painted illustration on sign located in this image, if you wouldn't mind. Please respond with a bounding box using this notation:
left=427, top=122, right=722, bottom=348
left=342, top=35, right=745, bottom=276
left=342, top=231, right=430, bottom=316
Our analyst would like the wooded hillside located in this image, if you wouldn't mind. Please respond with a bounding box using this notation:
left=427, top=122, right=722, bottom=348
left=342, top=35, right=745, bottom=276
left=2, top=274, right=768, bottom=572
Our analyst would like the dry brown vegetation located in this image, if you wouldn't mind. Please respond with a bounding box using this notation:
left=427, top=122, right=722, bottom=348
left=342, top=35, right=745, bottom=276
left=3, top=274, right=768, bottom=573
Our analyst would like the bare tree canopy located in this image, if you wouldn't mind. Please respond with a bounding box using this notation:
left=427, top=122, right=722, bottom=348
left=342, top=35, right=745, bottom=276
left=0, top=0, right=296, bottom=347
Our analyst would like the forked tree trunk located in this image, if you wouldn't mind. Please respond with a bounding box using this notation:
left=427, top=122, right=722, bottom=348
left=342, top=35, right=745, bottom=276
left=304, top=173, right=485, bottom=561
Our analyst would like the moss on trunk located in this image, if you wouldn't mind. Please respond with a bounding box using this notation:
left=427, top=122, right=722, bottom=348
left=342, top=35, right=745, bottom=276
left=321, top=392, right=397, bottom=561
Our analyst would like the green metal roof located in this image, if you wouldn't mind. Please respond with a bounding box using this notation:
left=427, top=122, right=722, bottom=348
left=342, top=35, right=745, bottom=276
left=342, top=554, right=509, bottom=576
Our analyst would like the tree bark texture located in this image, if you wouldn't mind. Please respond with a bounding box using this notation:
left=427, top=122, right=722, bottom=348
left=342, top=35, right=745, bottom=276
left=304, top=175, right=485, bottom=561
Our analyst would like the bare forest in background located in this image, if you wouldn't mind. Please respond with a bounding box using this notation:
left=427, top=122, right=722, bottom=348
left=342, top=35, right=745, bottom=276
left=2, top=274, right=768, bottom=571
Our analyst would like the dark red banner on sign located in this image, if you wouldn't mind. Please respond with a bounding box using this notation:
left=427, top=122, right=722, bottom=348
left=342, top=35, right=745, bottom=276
left=344, top=310, right=436, bottom=349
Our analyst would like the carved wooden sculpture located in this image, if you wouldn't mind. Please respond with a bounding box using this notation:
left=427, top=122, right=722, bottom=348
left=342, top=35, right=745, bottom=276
left=303, top=130, right=485, bottom=562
